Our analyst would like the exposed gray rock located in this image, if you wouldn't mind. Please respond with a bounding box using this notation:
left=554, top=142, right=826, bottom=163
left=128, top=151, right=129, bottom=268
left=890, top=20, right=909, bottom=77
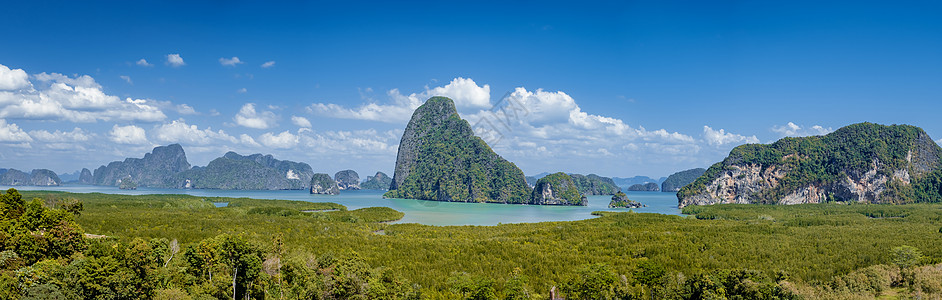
left=79, top=168, right=93, bottom=184
left=334, top=170, right=360, bottom=190
left=93, top=144, right=191, bottom=188
left=310, top=173, right=340, bottom=195
left=0, top=169, right=31, bottom=185
left=30, top=169, right=61, bottom=186
left=531, top=172, right=587, bottom=206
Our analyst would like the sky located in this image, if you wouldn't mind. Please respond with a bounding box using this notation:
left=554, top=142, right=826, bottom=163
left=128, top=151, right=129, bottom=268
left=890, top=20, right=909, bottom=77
left=1, top=1, right=941, bottom=179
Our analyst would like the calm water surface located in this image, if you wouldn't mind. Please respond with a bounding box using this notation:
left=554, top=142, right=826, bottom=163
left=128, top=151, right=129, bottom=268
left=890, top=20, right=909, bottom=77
left=3, top=185, right=682, bottom=226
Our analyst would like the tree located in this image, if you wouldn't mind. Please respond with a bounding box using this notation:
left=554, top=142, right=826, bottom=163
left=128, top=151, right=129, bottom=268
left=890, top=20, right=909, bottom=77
left=891, top=245, right=922, bottom=269
left=216, top=234, right=262, bottom=300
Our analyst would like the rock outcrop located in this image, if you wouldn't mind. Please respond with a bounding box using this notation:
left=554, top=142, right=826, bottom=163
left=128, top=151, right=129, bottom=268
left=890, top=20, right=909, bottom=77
left=334, top=170, right=361, bottom=190
left=176, top=152, right=314, bottom=190
left=0, top=169, right=31, bottom=186
left=627, top=182, right=660, bottom=192
left=93, top=144, right=191, bottom=188
left=384, top=97, right=532, bottom=203
left=661, top=168, right=706, bottom=192
left=0, top=169, right=61, bottom=186
left=310, top=173, right=340, bottom=195
left=531, top=172, right=586, bottom=206
left=30, top=169, right=61, bottom=186
left=570, top=174, right=621, bottom=195
left=78, top=168, right=93, bottom=184
left=361, top=172, right=392, bottom=190
left=609, top=191, right=644, bottom=208
left=678, top=123, right=942, bottom=208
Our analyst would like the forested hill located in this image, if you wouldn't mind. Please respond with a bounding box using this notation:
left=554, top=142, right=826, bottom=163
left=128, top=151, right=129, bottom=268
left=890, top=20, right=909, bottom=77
left=384, top=97, right=532, bottom=203
left=679, top=123, right=942, bottom=207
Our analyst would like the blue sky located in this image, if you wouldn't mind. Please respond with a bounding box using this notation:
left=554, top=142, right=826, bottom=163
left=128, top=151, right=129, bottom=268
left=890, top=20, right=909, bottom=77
left=1, top=1, right=941, bottom=178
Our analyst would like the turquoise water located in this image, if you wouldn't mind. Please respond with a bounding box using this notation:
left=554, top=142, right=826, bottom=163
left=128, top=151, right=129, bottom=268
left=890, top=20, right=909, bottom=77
left=2, top=185, right=682, bottom=226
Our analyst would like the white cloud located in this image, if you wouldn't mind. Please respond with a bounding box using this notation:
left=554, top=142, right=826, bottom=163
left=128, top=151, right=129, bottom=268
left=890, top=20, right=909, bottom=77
left=291, top=116, right=311, bottom=128
left=937, top=139, right=942, bottom=146
left=176, top=104, right=197, bottom=115
left=0, top=119, right=32, bottom=142
left=234, top=103, right=277, bottom=129
left=166, top=54, right=185, bottom=67
left=136, top=59, right=153, bottom=67
left=703, top=126, right=760, bottom=146
left=0, top=64, right=30, bottom=90
left=261, top=61, right=276, bottom=68
left=239, top=134, right=261, bottom=147
left=120, top=75, right=133, bottom=85
left=258, top=130, right=299, bottom=149
left=237, top=88, right=247, bottom=93
left=153, top=119, right=237, bottom=145
left=308, top=77, right=490, bottom=123
left=109, top=124, right=149, bottom=144
left=219, top=57, right=243, bottom=66
left=771, top=122, right=833, bottom=137
left=28, top=127, right=91, bottom=143
left=0, top=70, right=167, bottom=122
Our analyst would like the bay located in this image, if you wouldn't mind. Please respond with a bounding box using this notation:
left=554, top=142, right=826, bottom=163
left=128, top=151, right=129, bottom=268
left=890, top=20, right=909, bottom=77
left=2, top=184, right=682, bottom=226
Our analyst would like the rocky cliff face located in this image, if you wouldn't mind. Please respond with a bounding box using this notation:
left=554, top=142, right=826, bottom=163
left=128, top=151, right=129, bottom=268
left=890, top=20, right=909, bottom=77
left=1, top=169, right=31, bottom=185
left=661, top=168, right=706, bottom=192
left=93, top=144, right=191, bottom=188
left=609, top=192, right=644, bottom=208
left=310, top=173, right=339, bottom=195
left=78, top=168, right=93, bottom=184
left=334, top=170, right=360, bottom=190
left=531, top=172, right=586, bottom=206
left=30, top=169, right=61, bottom=186
left=627, top=182, right=660, bottom=192
left=0, top=169, right=61, bottom=186
left=678, top=123, right=942, bottom=208
left=384, top=97, right=532, bottom=203
left=360, top=172, right=392, bottom=190
left=176, top=152, right=314, bottom=190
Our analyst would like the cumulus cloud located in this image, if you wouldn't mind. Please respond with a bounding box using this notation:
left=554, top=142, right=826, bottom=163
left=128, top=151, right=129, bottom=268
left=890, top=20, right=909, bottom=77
left=0, top=64, right=30, bottom=90
left=176, top=104, right=197, bottom=115
left=703, top=126, right=760, bottom=146
left=219, top=57, right=243, bottom=66
left=261, top=61, right=275, bottom=68
left=308, top=77, right=490, bottom=123
left=291, top=116, right=312, bottom=128
left=771, top=122, right=833, bottom=137
left=28, top=127, right=91, bottom=143
left=166, top=54, right=185, bottom=67
left=234, top=103, right=277, bottom=129
left=0, top=119, right=32, bottom=142
left=239, top=134, right=261, bottom=147
left=258, top=130, right=299, bottom=149
left=153, top=119, right=237, bottom=145
left=109, top=124, right=148, bottom=144
left=136, top=59, right=153, bottom=67
left=0, top=68, right=167, bottom=123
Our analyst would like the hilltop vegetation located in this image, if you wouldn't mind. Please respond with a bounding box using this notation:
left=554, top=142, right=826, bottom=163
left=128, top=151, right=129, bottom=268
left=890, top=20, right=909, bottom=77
left=680, top=123, right=942, bottom=206
left=570, top=174, right=621, bottom=195
left=661, top=168, right=705, bottom=192
left=5, top=189, right=942, bottom=299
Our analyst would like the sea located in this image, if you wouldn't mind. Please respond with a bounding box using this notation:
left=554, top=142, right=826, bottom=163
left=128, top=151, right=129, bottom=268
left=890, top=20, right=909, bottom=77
left=1, top=185, right=683, bottom=226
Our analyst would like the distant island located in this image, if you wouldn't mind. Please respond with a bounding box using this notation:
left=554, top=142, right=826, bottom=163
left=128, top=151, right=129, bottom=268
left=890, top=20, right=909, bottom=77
left=609, top=191, right=644, bottom=208
left=679, top=123, right=942, bottom=207
left=627, top=182, right=659, bottom=192
left=660, top=168, right=706, bottom=193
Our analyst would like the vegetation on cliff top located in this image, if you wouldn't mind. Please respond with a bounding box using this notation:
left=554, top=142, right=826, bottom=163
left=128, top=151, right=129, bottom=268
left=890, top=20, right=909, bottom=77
left=679, top=123, right=942, bottom=204
left=570, top=174, right=621, bottom=195
left=531, top=172, right=586, bottom=205
left=660, top=168, right=705, bottom=192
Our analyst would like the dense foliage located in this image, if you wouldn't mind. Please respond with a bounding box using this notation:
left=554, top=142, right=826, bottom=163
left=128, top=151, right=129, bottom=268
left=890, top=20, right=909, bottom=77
left=661, top=168, right=706, bottom=192
left=385, top=97, right=531, bottom=203
left=570, top=174, right=621, bottom=195
left=309, top=173, right=340, bottom=195
left=7, top=189, right=942, bottom=298
left=531, top=172, right=586, bottom=205
left=361, top=172, right=393, bottom=190
left=679, top=123, right=942, bottom=204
